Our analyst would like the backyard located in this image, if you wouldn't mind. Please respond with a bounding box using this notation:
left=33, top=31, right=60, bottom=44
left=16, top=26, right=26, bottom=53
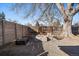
left=0, top=3, right=79, bottom=56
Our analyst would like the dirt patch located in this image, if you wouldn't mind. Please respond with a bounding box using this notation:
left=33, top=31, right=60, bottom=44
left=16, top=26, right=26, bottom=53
left=0, top=38, right=45, bottom=56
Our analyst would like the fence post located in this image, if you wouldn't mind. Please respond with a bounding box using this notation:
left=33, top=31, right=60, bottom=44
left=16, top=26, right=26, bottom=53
left=22, top=25, right=23, bottom=38
left=2, top=20, right=5, bottom=46
left=15, top=23, right=17, bottom=40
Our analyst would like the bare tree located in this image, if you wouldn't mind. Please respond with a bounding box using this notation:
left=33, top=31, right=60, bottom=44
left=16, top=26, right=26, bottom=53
left=11, top=3, right=61, bottom=26
left=11, top=3, right=79, bottom=39
left=56, top=3, right=79, bottom=38
left=35, top=21, right=40, bottom=26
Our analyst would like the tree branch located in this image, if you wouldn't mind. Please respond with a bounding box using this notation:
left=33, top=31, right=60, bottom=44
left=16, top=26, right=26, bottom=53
left=56, top=3, right=67, bottom=17
left=71, top=4, right=79, bottom=15
left=67, top=3, right=73, bottom=11
left=38, top=4, right=53, bottom=20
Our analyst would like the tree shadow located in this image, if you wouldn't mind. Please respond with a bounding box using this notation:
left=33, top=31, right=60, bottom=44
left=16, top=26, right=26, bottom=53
left=59, top=46, right=79, bottom=56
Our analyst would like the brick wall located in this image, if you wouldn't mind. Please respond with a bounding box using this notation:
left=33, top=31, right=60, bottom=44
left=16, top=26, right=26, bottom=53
left=38, top=26, right=54, bottom=35
left=38, top=26, right=62, bottom=35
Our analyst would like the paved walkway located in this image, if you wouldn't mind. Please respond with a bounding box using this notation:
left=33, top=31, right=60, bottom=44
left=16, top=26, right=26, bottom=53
left=42, top=37, right=79, bottom=56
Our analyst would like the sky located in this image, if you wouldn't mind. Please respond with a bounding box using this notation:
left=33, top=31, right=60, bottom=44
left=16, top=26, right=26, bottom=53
left=0, top=3, right=79, bottom=25
left=0, top=3, right=33, bottom=25
left=64, top=3, right=79, bottom=25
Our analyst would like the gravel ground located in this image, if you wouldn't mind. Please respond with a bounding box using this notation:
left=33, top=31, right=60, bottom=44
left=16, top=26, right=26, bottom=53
left=0, top=37, right=44, bottom=56
left=36, top=34, right=79, bottom=56
left=0, top=34, right=79, bottom=56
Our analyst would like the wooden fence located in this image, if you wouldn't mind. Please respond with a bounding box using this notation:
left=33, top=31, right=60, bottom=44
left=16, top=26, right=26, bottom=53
left=0, top=20, right=27, bottom=46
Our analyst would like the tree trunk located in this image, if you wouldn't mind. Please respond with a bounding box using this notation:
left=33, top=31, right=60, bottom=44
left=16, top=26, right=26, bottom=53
left=62, top=21, right=72, bottom=37
left=56, top=3, right=79, bottom=39
left=61, top=18, right=79, bottom=39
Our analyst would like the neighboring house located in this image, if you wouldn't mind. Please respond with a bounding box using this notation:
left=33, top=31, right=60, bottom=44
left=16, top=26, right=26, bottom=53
left=72, top=23, right=79, bottom=35
left=28, top=21, right=62, bottom=35
left=28, top=25, right=62, bottom=35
